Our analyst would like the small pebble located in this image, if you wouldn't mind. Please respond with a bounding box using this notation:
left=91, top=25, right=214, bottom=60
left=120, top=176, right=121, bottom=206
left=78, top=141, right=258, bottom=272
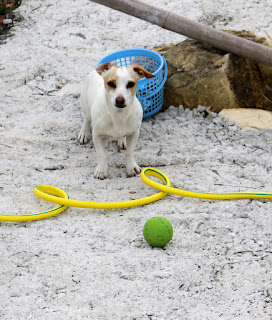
left=3, top=19, right=13, bottom=25
left=53, top=104, right=64, bottom=112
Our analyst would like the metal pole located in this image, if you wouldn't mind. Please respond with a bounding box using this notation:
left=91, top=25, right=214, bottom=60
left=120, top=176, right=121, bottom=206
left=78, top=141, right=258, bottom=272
left=91, top=0, right=272, bottom=66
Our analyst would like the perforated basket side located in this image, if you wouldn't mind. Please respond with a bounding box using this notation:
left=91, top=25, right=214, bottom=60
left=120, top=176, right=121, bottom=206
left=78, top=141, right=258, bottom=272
left=140, top=88, right=164, bottom=118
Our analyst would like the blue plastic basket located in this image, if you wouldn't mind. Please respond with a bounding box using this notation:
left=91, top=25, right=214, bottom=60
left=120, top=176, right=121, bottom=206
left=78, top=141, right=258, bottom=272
left=97, top=48, right=168, bottom=118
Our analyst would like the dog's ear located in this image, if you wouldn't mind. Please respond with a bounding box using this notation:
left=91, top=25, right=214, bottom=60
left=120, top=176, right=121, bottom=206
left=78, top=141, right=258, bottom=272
left=96, top=62, right=115, bottom=76
left=130, top=64, right=155, bottom=79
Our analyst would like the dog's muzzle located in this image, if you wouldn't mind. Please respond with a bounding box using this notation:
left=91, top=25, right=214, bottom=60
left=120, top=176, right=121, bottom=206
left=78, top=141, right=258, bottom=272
left=115, top=96, right=126, bottom=108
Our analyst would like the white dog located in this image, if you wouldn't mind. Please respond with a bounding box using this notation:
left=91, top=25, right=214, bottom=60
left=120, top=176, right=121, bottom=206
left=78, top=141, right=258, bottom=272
left=78, top=62, right=155, bottom=179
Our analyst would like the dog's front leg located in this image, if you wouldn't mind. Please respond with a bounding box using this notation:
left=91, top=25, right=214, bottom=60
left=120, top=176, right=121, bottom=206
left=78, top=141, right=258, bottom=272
left=78, top=119, right=92, bottom=145
left=125, top=130, right=141, bottom=177
left=93, top=132, right=108, bottom=180
left=118, top=137, right=127, bottom=151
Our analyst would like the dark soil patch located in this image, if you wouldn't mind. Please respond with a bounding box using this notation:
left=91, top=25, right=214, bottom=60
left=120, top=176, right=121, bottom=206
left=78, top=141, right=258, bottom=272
left=0, top=0, right=21, bottom=42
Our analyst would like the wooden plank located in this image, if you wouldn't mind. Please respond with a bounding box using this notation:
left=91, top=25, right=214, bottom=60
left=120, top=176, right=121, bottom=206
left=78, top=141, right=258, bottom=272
left=92, top=0, right=272, bottom=66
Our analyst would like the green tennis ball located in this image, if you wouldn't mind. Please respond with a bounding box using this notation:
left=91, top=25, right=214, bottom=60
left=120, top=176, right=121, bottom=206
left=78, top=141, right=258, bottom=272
left=143, top=217, right=173, bottom=247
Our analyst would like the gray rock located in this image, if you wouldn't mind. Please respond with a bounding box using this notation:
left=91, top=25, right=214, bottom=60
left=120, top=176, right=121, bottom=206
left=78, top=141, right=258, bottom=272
left=154, top=31, right=272, bottom=112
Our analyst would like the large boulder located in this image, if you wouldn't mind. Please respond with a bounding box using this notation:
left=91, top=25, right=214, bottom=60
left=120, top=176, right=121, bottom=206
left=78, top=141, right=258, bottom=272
left=154, top=31, right=272, bottom=112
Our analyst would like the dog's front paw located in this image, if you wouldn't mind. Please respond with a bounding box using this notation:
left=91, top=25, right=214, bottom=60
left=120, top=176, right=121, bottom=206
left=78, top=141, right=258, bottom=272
left=94, top=164, right=108, bottom=180
left=78, top=128, right=91, bottom=145
left=118, top=138, right=127, bottom=151
left=126, top=162, right=141, bottom=177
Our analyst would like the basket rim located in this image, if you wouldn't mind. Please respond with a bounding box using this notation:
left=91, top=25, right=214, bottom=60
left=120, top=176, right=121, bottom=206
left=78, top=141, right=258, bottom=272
left=96, top=48, right=164, bottom=77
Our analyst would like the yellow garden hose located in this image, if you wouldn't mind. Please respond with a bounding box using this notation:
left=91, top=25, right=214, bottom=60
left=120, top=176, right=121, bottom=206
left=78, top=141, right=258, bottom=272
left=0, top=186, right=70, bottom=222
left=1, top=167, right=272, bottom=222
left=141, top=168, right=272, bottom=200
left=0, top=168, right=170, bottom=222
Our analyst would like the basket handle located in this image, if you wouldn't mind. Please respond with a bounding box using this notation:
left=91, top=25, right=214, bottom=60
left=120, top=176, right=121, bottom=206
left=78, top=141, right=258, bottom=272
left=162, top=56, right=168, bottom=85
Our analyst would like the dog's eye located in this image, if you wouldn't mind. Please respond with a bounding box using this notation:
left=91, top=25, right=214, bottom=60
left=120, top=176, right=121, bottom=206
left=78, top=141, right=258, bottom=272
left=107, top=81, right=116, bottom=88
left=127, top=82, right=135, bottom=89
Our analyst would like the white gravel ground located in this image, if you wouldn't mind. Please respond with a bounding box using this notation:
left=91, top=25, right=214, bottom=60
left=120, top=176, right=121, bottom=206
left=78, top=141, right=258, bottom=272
left=1, top=0, right=272, bottom=319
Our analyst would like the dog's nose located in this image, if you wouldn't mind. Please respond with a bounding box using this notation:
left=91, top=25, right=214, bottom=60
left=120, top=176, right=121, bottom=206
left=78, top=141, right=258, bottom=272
left=115, top=96, right=126, bottom=108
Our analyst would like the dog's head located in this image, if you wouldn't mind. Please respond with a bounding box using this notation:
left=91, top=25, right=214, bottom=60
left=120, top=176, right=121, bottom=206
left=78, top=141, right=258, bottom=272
left=96, top=62, right=155, bottom=109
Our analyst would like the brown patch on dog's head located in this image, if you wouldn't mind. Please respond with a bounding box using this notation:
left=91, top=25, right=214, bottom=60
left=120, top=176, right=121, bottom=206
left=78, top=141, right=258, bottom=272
left=130, top=64, right=156, bottom=79
left=96, top=62, right=118, bottom=91
left=125, top=73, right=138, bottom=96
left=103, top=67, right=118, bottom=91
left=96, top=62, right=115, bottom=76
